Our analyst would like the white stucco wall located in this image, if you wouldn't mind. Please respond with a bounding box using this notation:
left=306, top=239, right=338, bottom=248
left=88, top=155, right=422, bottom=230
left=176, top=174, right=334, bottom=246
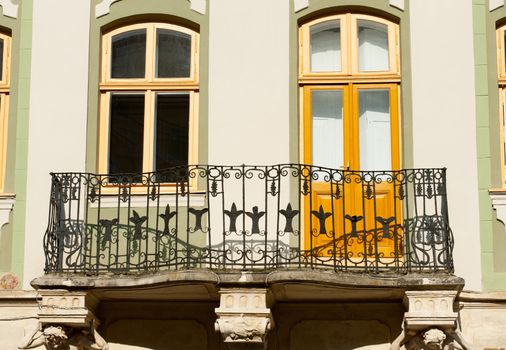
left=208, top=0, right=290, bottom=165
left=410, top=1, right=482, bottom=290
left=23, top=0, right=91, bottom=288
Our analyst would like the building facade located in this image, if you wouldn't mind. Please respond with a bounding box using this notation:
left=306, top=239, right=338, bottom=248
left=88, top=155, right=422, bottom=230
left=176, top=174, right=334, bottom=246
left=0, top=0, right=505, bottom=349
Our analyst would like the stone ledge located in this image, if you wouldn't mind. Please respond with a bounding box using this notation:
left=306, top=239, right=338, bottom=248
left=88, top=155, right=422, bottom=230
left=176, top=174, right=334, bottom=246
left=266, top=269, right=464, bottom=291
left=32, top=269, right=464, bottom=302
left=459, top=290, right=506, bottom=302
left=32, top=269, right=220, bottom=289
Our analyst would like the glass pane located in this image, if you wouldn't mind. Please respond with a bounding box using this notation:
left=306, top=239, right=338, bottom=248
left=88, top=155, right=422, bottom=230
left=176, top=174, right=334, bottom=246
left=111, top=29, right=146, bottom=79
left=109, top=94, right=145, bottom=174
left=310, top=20, right=341, bottom=72
left=156, top=29, right=192, bottom=78
left=154, top=93, right=190, bottom=171
left=311, top=90, right=343, bottom=169
left=0, top=39, right=4, bottom=80
left=358, top=89, right=391, bottom=170
left=358, top=20, right=389, bottom=72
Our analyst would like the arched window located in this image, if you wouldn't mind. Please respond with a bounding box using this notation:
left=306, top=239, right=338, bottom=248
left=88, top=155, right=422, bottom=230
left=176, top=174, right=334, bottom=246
left=299, top=14, right=401, bottom=253
left=98, top=22, right=199, bottom=175
left=0, top=32, right=10, bottom=192
left=299, top=14, right=400, bottom=171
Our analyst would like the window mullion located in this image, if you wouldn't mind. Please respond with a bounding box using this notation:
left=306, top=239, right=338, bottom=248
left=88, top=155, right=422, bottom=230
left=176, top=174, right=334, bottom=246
left=98, top=92, right=111, bottom=173
left=347, top=13, right=354, bottom=76
left=143, top=90, right=154, bottom=173
left=147, top=24, right=156, bottom=82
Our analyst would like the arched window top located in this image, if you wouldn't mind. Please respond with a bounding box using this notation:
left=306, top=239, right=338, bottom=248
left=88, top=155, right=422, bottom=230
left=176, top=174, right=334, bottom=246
left=0, top=32, right=10, bottom=87
left=497, top=24, right=506, bottom=81
left=299, top=14, right=399, bottom=80
left=101, top=22, right=199, bottom=85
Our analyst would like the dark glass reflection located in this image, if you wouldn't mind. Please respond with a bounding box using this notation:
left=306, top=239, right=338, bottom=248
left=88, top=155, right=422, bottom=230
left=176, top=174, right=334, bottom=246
left=154, top=93, right=190, bottom=173
left=111, top=29, right=146, bottom=78
left=109, top=94, right=145, bottom=175
left=156, top=29, right=191, bottom=78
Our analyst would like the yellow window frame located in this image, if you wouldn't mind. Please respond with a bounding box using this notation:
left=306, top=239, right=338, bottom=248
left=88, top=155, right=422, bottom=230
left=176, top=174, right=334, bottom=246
left=299, top=13, right=400, bottom=83
left=0, top=33, right=11, bottom=193
left=98, top=23, right=200, bottom=193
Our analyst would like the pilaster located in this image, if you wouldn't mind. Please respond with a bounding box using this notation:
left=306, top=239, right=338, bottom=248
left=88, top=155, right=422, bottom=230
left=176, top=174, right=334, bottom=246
left=390, top=290, right=475, bottom=350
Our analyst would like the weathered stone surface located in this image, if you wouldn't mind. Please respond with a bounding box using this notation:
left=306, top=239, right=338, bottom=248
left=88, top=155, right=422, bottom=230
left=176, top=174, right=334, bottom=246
left=404, top=291, right=458, bottom=330
left=215, top=288, right=273, bottom=349
left=37, top=290, right=97, bottom=327
left=291, top=320, right=391, bottom=350
left=459, top=292, right=506, bottom=350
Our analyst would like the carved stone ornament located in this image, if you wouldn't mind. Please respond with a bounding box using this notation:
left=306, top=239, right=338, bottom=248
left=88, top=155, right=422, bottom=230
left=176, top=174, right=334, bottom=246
left=216, top=315, right=272, bottom=343
left=18, top=322, right=108, bottom=350
left=403, top=291, right=458, bottom=330
left=390, top=291, right=475, bottom=350
left=423, top=329, right=447, bottom=350
left=37, top=290, right=98, bottom=326
left=215, top=288, right=273, bottom=349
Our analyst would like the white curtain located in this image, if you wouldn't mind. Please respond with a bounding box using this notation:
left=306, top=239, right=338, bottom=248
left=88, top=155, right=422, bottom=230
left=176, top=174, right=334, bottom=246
left=312, top=90, right=343, bottom=169
left=359, top=89, right=391, bottom=171
left=358, top=20, right=389, bottom=71
left=310, top=20, right=341, bottom=72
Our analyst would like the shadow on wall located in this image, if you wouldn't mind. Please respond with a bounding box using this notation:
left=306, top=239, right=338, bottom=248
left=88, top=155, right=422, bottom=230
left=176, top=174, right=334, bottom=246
left=291, top=320, right=391, bottom=350
left=106, top=319, right=208, bottom=350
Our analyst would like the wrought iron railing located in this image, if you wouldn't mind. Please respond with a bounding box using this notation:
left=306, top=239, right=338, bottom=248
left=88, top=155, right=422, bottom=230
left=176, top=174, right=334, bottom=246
left=43, top=165, right=454, bottom=274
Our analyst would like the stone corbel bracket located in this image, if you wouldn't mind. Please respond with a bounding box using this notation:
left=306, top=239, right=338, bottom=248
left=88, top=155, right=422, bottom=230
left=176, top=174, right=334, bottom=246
left=0, top=0, right=18, bottom=19
left=215, top=288, right=273, bottom=349
left=37, top=290, right=99, bottom=327
left=390, top=291, right=475, bottom=350
left=404, top=290, right=458, bottom=330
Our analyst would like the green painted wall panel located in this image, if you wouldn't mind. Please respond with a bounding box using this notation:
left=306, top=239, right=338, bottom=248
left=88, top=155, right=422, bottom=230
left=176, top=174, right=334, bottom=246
left=473, top=1, right=506, bottom=290
left=0, top=0, right=32, bottom=288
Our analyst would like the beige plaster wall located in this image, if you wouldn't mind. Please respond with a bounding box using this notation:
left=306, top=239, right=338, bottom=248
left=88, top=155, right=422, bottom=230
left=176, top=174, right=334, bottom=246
left=409, top=0, right=482, bottom=290
left=208, top=0, right=290, bottom=165
left=0, top=292, right=39, bottom=350
left=22, top=0, right=91, bottom=288
left=459, top=295, right=506, bottom=349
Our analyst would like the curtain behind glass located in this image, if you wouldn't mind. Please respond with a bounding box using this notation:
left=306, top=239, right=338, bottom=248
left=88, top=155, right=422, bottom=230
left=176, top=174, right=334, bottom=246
left=312, top=90, right=343, bottom=169
left=358, top=89, right=391, bottom=171
left=310, top=20, right=341, bottom=72
left=358, top=20, right=389, bottom=72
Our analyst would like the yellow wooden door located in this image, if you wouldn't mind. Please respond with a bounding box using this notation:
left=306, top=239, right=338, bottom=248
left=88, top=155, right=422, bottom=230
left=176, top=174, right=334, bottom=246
left=303, top=84, right=401, bottom=261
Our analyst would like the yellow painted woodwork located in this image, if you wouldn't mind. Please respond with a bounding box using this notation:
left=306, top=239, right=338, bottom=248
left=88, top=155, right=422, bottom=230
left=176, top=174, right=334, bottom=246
left=302, top=84, right=401, bottom=260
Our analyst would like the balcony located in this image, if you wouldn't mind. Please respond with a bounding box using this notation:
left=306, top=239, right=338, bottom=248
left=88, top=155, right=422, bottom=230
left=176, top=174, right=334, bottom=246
left=42, top=164, right=454, bottom=276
